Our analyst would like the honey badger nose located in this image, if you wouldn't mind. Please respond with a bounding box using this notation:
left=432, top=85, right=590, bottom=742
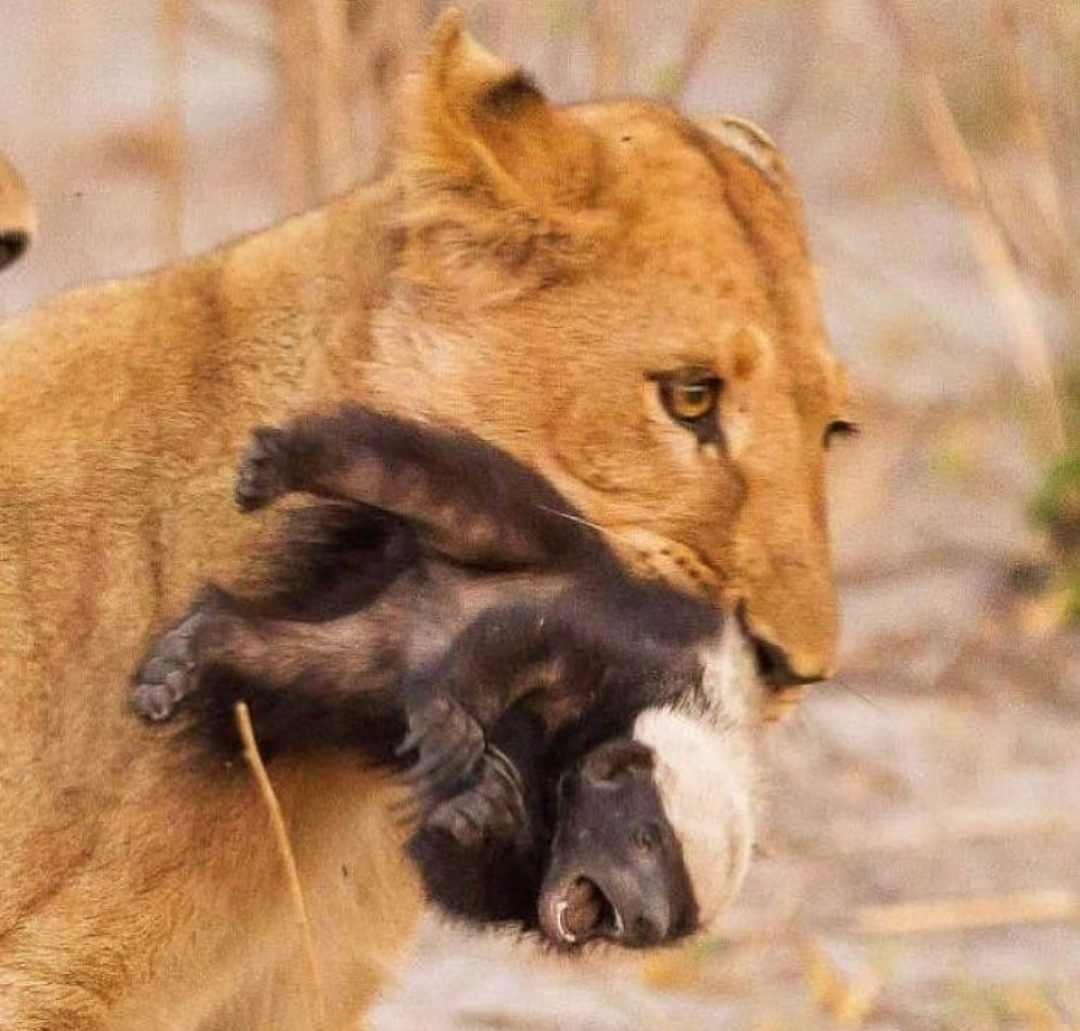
left=620, top=905, right=666, bottom=947
left=607, top=877, right=672, bottom=946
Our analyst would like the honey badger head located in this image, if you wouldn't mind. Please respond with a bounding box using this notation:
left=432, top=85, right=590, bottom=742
left=540, top=622, right=761, bottom=949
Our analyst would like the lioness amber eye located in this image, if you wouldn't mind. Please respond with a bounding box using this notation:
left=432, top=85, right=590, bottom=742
left=824, top=419, right=859, bottom=448
left=652, top=369, right=723, bottom=444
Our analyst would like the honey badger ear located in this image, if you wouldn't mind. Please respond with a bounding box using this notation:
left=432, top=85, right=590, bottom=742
left=581, top=738, right=655, bottom=786
left=0, top=152, right=35, bottom=273
left=396, top=9, right=611, bottom=277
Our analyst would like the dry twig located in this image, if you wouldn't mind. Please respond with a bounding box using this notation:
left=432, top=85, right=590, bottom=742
left=875, top=0, right=1066, bottom=455
left=590, top=0, right=627, bottom=96
left=665, top=0, right=758, bottom=103
left=310, top=0, right=359, bottom=197
left=855, top=888, right=1078, bottom=936
left=272, top=0, right=321, bottom=212
left=235, top=702, right=327, bottom=1030
left=995, top=0, right=1071, bottom=258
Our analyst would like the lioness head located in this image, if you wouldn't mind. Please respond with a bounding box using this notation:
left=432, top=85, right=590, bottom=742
left=0, top=151, right=35, bottom=272
left=363, top=12, right=849, bottom=688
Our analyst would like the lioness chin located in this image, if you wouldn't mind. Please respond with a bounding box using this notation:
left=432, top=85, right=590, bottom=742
left=0, top=9, right=847, bottom=1030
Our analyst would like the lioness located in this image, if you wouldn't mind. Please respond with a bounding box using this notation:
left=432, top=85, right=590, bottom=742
left=0, top=11, right=848, bottom=1031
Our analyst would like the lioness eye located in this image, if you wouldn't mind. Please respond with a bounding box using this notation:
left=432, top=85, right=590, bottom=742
left=633, top=823, right=661, bottom=852
left=652, top=368, right=722, bottom=444
left=824, top=419, right=859, bottom=448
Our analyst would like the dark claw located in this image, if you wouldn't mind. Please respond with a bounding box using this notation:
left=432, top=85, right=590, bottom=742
left=422, top=745, right=527, bottom=847
left=131, top=683, right=176, bottom=723
left=401, top=734, right=481, bottom=797
left=397, top=693, right=487, bottom=812
left=427, top=800, right=485, bottom=848
left=130, top=608, right=207, bottom=723
left=234, top=427, right=291, bottom=512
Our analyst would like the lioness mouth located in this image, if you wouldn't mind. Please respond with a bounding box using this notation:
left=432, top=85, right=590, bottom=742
left=545, top=876, right=624, bottom=945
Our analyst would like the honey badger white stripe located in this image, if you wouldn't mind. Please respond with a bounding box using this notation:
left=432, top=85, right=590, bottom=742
left=632, top=620, right=764, bottom=930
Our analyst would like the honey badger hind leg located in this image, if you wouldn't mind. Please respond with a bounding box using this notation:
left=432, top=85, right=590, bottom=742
left=234, top=426, right=299, bottom=512
left=130, top=583, right=243, bottom=723
left=130, top=581, right=400, bottom=754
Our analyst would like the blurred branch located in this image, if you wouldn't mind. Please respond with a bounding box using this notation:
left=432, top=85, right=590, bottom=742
left=272, top=0, right=362, bottom=210
left=158, top=0, right=185, bottom=259
left=272, top=0, right=321, bottom=212
left=761, top=0, right=823, bottom=135
left=995, top=0, right=1069, bottom=246
left=348, top=1, right=427, bottom=181
left=993, top=0, right=1077, bottom=298
left=590, top=0, right=626, bottom=96
left=664, top=0, right=758, bottom=103
left=235, top=702, right=327, bottom=1030
left=188, top=0, right=274, bottom=60
left=311, top=0, right=360, bottom=197
left=855, top=888, right=1078, bottom=935
left=875, top=0, right=1066, bottom=456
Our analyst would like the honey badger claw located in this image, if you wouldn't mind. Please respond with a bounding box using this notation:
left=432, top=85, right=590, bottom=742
left=397, top=693, right=486, bottom=804
left=130, top=609, right=207, bottom=722
left=425, top=745, right=527, bottom=847
left=234, top=427, right=292, bottom=512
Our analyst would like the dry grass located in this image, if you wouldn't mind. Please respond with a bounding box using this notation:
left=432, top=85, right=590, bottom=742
left=235, top=702, right=327, bottom=1030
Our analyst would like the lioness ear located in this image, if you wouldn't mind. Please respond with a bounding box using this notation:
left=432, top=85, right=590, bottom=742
left=694, top=115, right=792, bottom=190
left=0, top=152, right=35, bottom=272
left=397, top=9, right=610, bottom=278
left=695, top=114, right=810, bottom=266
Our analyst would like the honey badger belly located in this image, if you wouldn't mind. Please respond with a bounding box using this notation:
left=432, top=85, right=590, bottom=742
left=133, top=406, right=765, bottom=947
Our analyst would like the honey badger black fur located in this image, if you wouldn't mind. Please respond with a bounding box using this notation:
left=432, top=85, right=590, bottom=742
left=132, top=405, right=765, bottom=947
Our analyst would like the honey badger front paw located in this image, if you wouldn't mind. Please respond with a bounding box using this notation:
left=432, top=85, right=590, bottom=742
left=425, top=746, right=527, bottom=848
left=397, top=693, right=486, bottom=804
left=234, top=427, right=293, bottom=512
left=130, top=607, right=210, bottom=722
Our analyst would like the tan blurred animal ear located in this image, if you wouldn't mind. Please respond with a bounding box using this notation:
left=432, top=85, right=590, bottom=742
left=694, top=115, right=790, bottom=189
left=0, top=152, right=36, bottom=272
left=397, top=9, right=611, bottom=279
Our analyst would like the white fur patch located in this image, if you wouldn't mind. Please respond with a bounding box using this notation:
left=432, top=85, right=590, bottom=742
left=633, top=620, right=763, bottom=931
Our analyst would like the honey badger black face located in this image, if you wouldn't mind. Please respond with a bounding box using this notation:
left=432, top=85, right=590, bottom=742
left=540, top=738, right=697, bottom=948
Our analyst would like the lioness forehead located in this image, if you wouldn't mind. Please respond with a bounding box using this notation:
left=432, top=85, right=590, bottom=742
left=554, top=100, right=841, bottom=402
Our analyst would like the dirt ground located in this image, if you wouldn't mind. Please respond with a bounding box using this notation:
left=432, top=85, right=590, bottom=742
left=2, top=2, right=1076, bottom=1028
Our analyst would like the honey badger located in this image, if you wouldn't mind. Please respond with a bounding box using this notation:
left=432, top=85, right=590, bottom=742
left=132, top=405, right=765, bottom=947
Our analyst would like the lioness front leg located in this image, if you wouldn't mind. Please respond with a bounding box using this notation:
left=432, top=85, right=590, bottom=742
left=233, top=405, right=605, bottom=569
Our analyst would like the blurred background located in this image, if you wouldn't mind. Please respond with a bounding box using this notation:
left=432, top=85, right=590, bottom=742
left=1, top=1, right=1077, bottom=1028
